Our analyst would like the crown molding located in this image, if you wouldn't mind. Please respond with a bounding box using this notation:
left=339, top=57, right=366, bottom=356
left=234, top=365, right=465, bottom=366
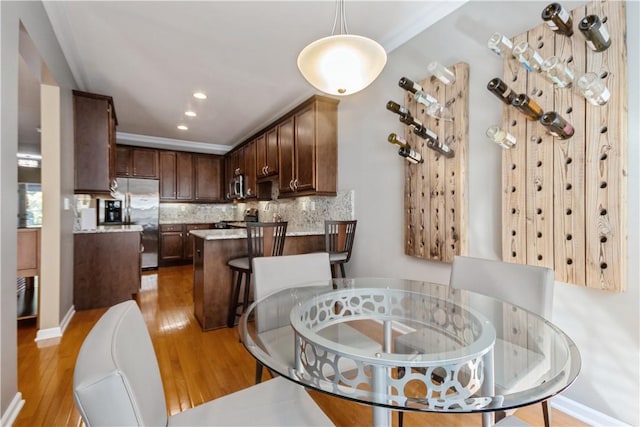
left=116, top=132, right=231, bottom=155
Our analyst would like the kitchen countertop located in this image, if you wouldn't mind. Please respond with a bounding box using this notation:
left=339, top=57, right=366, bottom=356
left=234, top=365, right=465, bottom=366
left=190, top=228, right=324, bottom=241
left=74, top=225, right=143, bottom=234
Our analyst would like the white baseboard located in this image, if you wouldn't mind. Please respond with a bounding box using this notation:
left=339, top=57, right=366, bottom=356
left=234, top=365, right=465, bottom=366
left=0, top=392, right=24, bottom=427
left=551, top=395, right=631, bottom=427
left=35, top=305, right=75, bottom=343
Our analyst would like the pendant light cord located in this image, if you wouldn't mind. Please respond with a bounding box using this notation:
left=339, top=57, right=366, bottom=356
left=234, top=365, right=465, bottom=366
left=331, top=0, right=349, bottom=36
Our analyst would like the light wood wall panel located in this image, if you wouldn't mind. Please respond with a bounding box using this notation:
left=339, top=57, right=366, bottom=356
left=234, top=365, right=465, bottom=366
left=501, top=0, right=627, bottom=292
left=404, top=62, right=469, bottom=263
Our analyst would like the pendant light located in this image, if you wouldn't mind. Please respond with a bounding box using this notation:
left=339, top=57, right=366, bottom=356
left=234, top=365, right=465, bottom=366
left=297, top=0, right=387, bottom=96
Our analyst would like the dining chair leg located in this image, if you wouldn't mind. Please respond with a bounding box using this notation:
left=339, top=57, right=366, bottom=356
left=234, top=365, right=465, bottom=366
left=542, top=400, right=551, bottom=427
left=255, top=361, right=264, bottom=384
left=398, top=411, right=404, bottom=427
left=227, top=270, right=244, bottom=327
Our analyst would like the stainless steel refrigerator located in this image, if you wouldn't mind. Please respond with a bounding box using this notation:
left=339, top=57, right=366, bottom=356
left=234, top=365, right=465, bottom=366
left=114, top=178, right=159, bottom=269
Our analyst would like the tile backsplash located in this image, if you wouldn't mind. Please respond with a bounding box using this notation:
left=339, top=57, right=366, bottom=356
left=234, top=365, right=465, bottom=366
left=160, top=190, right=355, bottom=231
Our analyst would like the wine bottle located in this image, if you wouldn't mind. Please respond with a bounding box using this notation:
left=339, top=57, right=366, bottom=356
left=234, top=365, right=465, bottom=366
left=398, top=77, right=453, bottom=121
left=426, top=61, right=456, bottom=85
left=486, top=125, right=516, bottom=149
left=389, top=133, right=424, bottom=164
left=541, top=3, right=574, bottom=36
left=541, top=56, right=574, bottom=88
left=576, top=72, right=610, bottom=106
left=487, top=78, right=516, bottom=105
left=386, top=100, right=411, bottom=117
left=512, top=94, right=544, bottom=121
left=579, top=15, right=611, bottom=52
left=513, top=41, right=544, bottom=72
left=487, top=33, right=520, bottom=76
left=425, top=135, right=455, bottom=158
left=540, top=112, right=575, bottom=139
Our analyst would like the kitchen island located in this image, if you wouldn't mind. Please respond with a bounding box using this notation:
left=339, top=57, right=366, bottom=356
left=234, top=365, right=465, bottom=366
left=190, top=228, right=325, bottom=330
left=74, top=225, right=143, bottom=310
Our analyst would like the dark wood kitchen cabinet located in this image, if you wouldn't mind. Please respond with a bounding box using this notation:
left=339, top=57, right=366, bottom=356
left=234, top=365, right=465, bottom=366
left=73, top=90, right=118, bottom=194
left=243, top=142, right=257, bottom=198
left=194, top=154, right=224, bottom=202
left=159, top=224, right=184, bottom=262
left=159, top=150, right=193, bottom=201
left=159, top=223, right=210, bottom=264
left=74, top=230, right=141, bottom=310
left=278, top=96, right=338, bottom=197
left=116, top=146, right=159, bottom=179
left=256, top=127, right=278, bottom=179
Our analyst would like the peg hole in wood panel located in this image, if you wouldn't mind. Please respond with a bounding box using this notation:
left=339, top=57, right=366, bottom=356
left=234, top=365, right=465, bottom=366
left=566, top=157, right=573, bottom=165
left=566, top=106, right=573, bottom=114
left=601, top=236, right=608, bottom=243
left=537, top=41, right=544, bottom=49
left=451, top=190, right=455, bottom=195
left=600, top=71, right=609, bottom=79
left=566, top=234, right=573, bottom=241
left=512, top=74, right=518, bottom=83
left=566, top=183, right=573, bottom=190
left=511, top=208, right=517, bottom=214
left=566, top=55, right=574, bottom=64
left=511, top=120, right=517, bottom=127
left=566, top=208, right=573, bottom=215
left=537, top=254, right=543, bottom=261
left=421, top=208, right=425, bottom=213
left=511, top=186, right=517, bottom=193
left=600, top=153, right=608, bottom=161
left=600, top=208, right=607, bottom=216
left=537, top=231, right=542, bottom=238
left=567, top=258, right=573, bottom=265
left=536, top=185, right=542, bottom=191
left=537, top=160, right=543, bottom=167
left=600, top=126, right=608, bottom=134
left=602, top=16, right=608, bottom=24
left=537, top=208, right=542, bottom=215
left=601, top=262, right=608, bottom=269
left=533, top=136, right=543, bottom=144
left=451, top=171, right=455, bottom=177
left=512, top=251, right=517, bottom=258
left=600, top=181, right=608, bottom=189
left=421, top=192, right=425, bottom=197
left=511, top=163, right=517, bottom=170
left=511, top=230, right=516, bottom=236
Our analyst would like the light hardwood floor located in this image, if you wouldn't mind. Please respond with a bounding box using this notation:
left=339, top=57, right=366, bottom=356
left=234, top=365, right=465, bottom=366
left=15, top=265, right=587, bottom=426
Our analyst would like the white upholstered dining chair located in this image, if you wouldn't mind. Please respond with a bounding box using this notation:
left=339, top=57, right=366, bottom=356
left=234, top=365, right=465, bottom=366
left=395, top=255, right=554, bottom=427
left=450, top=255, right=554, bottom=427
left=251, top=252, right=380, bottom=383
left=73, top=300, right=334, bottom=427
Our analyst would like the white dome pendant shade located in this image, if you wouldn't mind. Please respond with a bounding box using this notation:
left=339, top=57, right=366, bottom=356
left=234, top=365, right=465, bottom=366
left=297, top=1, right=387, bottom=96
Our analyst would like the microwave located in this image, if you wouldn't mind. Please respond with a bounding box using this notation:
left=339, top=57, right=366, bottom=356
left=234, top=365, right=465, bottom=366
left=229, top=174, right=245, bottom=199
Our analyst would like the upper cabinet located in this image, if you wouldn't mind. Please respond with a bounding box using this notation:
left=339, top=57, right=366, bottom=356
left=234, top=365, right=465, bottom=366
left=256, top=127, right=278, bottom=179
left=193, top=154, right=224, bottom=202
left=116, top=146, right=159, bottom=179
left=278, top=96, right=338, bottom=197
left=73, top=90, right=117, bottom=194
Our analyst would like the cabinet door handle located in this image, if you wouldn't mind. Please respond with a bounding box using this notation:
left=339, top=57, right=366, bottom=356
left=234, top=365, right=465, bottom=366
left=289, top=179, right=294, bottom=191
left=293, top=179, right=298, bottom=190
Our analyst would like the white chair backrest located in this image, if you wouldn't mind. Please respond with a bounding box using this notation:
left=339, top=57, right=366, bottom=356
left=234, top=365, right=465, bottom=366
left=252, top=253, right=332, bottom=333
left=449, top=255, right=554, bottom=318
left=252, top=252, right=332, bottom=300
left=73, top=301, right=167, bottom=427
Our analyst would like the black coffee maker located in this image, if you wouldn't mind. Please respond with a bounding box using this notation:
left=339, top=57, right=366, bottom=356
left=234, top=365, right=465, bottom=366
left=102, top=199, right=123, bottom=224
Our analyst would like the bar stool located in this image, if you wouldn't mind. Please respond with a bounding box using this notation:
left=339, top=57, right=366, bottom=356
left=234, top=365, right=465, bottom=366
left=227, top=221, right=287, bottom=327
left=324, top=220, right=357, bottom=278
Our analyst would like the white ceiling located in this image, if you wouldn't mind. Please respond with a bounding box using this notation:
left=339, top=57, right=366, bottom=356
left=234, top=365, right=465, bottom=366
left=40, top=1, right=465, bottom=154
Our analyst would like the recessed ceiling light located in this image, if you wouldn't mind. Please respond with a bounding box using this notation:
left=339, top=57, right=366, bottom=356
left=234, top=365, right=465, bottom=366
left=185, top=111, right=197, bottom=117
left=177, top=125, right=188, bottom=130
left=193, top=92, right=207, bottom=100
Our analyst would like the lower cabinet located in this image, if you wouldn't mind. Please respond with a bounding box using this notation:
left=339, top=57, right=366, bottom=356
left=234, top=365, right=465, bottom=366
left=74, top=231, right=141, bottom=310
left=160, top=223, right=211, bottom=265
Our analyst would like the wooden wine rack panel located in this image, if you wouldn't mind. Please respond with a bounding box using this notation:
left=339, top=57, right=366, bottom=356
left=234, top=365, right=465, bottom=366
left=404, top=62, right=469, bottom=263
left=501, top=0, right=627, bottom=292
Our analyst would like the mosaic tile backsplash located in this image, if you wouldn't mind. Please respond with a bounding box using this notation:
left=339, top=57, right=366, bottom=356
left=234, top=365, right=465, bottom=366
left=160, top=190, right=355, bottom=231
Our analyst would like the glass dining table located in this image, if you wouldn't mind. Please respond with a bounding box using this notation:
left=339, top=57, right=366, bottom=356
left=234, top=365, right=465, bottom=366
left=239, top=278, right=581, bottom=427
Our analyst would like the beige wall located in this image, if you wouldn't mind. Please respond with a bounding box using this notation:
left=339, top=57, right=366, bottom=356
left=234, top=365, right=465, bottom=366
left=1, top=1, right=76, bottom=420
